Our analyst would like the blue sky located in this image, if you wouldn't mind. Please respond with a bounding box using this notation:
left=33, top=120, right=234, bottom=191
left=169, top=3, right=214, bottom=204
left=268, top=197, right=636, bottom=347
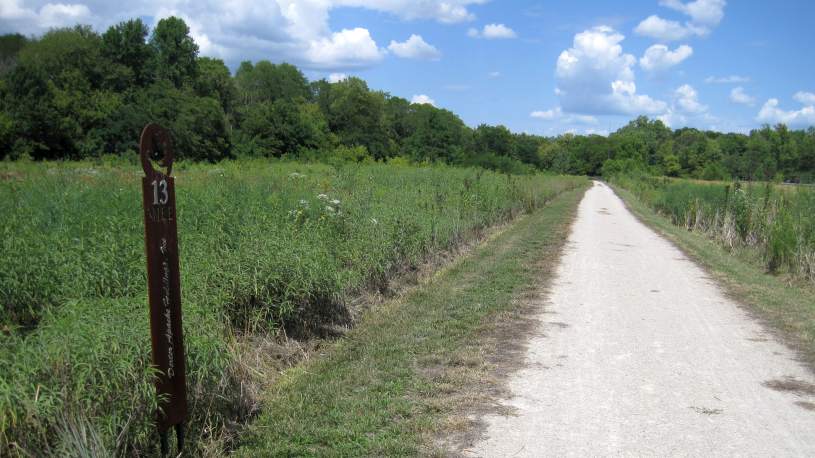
left=3, top=0, right=814, bottom=135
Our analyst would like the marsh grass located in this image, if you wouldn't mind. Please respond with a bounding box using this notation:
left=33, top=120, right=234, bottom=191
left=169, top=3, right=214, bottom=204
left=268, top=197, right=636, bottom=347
left=0, top=159, right=583, bottom=455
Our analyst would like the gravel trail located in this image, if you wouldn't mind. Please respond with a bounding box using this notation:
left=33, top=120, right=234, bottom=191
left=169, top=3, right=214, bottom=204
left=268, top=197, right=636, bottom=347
left=470, top=181, right=815, bottom=457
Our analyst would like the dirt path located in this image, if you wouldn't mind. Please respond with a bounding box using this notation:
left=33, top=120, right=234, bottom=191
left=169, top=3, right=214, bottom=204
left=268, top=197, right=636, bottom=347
left=470, top=181, right=815, bottom=457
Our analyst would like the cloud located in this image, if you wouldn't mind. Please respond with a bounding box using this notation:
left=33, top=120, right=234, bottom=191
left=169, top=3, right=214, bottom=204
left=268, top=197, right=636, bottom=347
left=0, top=0, right=485, bottom=70
left=634, top=0, right=726, bottom=41
left=411, top=94, right=436, bottom=106
left=305, top=28, right=384, bottom=69
left=674, top=84, right=707, bottom=113
left=639, top=44, right=693, bottom=71
left=794, top=91, right=815, bottom=105
left=337, top=0, right=485, bottom=24
left=488, top=71, right=502, bottom=78
left=729, top=86, right=755, bottom=106
left=555, top=26, right=666, bottom=116
left=0, top=1, right=93, bottom=32
left=531, top=107, right=597, bottom=124
left=387, top=34, right=441, bottom=60
left=657, top=84, right=714, bottom=128
left=530, top=108, right=561, bottom=120
left=660, top=0, right=726, bottom=26
left=634, top=15, right=700, bottom=41
left=705, top=75, right=750, bottom=84
left=327, top=72, right=348, bottom=83
left=757, top=97, right=815, bottom=127
left=468, top=23, right=517, bottom=39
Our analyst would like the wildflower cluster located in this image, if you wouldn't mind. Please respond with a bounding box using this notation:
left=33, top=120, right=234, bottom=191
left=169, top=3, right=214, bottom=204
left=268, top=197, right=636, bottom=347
left=289, top=193, right=344, bottom=225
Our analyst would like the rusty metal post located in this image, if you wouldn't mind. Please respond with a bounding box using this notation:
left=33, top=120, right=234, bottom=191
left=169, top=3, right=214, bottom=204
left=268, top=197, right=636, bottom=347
left=139, top=124, right=188, bottom=455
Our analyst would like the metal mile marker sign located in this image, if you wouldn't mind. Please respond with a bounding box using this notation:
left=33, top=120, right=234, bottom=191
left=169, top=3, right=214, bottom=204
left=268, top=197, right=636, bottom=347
left=140, top=124, right=188, bottom=455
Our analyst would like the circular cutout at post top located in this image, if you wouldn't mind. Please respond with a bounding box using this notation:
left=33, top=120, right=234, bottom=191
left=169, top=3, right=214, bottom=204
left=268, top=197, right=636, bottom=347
left=140, top=124, right=174, bottom=177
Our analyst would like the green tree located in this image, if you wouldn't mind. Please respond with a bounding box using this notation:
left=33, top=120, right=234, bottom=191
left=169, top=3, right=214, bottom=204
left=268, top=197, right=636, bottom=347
left=5, top=26, right=121, bottom=159
left=101, top=19, right=153, bottom=87
left=237, top=99, right=328, bottom=157
left=0, top=33, right=28, bottom=75
left=195, top=57, right=237, bottom=113
left=321, top=77, right=389, bottom=159
left=472, top=124, right=513, bottom=158
left=404, top=104, right=467, bottom=162
left=150, top=16, right=198, bottom=88
left=234, top=60, right=310, bottom=107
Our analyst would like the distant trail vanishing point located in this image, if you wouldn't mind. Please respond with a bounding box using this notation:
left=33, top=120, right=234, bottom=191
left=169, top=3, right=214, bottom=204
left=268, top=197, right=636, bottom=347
left=470, top=181, right=815, bottom=457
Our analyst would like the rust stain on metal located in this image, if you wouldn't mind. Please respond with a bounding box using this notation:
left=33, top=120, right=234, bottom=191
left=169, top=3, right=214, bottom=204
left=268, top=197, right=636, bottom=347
left=140, top=123, right=187, bottom=434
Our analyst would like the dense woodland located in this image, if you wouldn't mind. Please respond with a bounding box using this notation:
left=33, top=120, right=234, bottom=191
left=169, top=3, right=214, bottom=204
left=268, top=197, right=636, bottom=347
left=1, top=17, right=814, bottom=181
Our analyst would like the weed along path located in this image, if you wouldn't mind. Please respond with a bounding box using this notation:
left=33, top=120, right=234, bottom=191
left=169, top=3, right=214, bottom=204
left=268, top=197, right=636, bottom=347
left=469, top=181, right=815, bottom=456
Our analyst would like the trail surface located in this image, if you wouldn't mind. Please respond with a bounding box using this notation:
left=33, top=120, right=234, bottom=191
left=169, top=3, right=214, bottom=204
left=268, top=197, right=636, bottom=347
left=471, top=181, right=815, bottom=457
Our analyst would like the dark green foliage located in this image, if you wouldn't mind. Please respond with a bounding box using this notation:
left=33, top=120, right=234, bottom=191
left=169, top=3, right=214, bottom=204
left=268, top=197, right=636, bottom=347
left=237, top=99, right=328, bottom=157
left=149, top=17, right=199, bottom=88
left=195, top=57, right=237, bottom=112
left=5, top=26, right=122, bottom=159
left=101, top=19, right=154, bottom=88
left=234, top=60, right=310, bottom=106
left=0, top=33, right=27, bottom=75
left=404, top=103, right=467, bottom=162
left=318, top=77, right=391, bottom=159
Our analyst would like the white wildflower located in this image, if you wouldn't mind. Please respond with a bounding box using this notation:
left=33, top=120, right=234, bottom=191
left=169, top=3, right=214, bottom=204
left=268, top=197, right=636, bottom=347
left=331, top=199, right=340, bottom=205
left=317, top=193, right=329, bottom=200
left=299, top=199, right=308, bottom=206
left=325, top=206, right=335, bottom=212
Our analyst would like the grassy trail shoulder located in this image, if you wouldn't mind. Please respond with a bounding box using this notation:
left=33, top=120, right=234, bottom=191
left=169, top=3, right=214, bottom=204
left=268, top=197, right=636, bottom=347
left=612, top=184, right=815, bottom=368
left=236, top=184, right=589, bottom=456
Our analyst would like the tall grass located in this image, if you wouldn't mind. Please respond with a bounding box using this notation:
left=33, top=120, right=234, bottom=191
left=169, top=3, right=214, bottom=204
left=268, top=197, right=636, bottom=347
left=0, top=158, right=584, bottom=455
left=613, top=174, right=815, bottom=282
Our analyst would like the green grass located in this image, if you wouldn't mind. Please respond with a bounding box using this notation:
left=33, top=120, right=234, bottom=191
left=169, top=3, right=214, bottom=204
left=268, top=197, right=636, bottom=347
left=0, top=158, right=585, bottom=455
left=235, top=185, right=588, bottom=457
left=611, top=184, right=815, bottom=369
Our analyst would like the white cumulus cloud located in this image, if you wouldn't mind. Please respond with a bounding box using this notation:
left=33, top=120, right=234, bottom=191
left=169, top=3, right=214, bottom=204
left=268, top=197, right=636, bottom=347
left=757, top=97, right=815, bottom=127
left=729, top=87, right=755, bottom=106
left=305, top=27, right=384, bottom=69
left=634, top=15, right=700, bottom=41
left=639, top=44, right=693, bottom=71
left=0, top=0, right=93, bottom=32
left=0, top=0, right=486, bottom=70
left=411, top=94, right=436, bottom=106
left=468, top=23, right=517, bottom=39
left=556, top=26, right=666, bottom=116
left=634, top=0, right=726, bottom=41
left=657, top=84, right=714, bottom=128
left=660, top=0, right=726, bottom=26
left=387, top=34, right=441, bottom=60
left=794, top=91, right=815, bottom=105
left=674, top=84, right=707, bottom=113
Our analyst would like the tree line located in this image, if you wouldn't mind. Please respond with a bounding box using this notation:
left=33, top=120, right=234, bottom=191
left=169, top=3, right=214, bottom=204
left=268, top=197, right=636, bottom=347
left=1, top=17, right=814, bottom=181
